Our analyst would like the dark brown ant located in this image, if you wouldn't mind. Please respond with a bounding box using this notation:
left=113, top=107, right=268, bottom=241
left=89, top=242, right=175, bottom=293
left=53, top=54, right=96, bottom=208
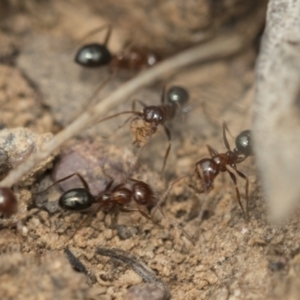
left=0, top=188, right=18, bottom=216
left=41, top=172, right=158, bottom=223
left=75, top=24, right=160, bottom=71
left=95, top=85, right=190, bottom=173
left=190, top=121, right=252, bottom=216
left=38, top=169, right=194, bottom=244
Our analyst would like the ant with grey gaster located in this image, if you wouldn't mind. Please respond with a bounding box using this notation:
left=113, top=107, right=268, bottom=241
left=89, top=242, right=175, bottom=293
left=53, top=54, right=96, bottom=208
left=190, top=121, right=252, bottom=217
left=155, top=122, right=252, bottom=221
left=75, top=24, right=160, bottom=71
left=94, top=85, right=189, bottom=173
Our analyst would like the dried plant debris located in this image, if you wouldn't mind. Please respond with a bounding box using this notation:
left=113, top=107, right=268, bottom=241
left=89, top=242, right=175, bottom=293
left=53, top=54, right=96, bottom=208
left=96, top=247, right=170, bottom=300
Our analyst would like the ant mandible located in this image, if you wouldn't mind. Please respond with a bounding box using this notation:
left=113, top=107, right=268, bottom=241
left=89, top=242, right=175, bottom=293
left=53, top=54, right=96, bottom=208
left=0, top=188, right=18, bottom=216
left=95, top=85, right=189, bottom=173
left=190, top=121, right=252, bottom=217
left=75, top=24, right=160, bottom=71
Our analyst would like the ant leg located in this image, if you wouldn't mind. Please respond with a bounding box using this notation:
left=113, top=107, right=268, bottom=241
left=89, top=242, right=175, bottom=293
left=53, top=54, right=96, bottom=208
left=160, top=85, right=167, bottom=104
left=233, top=167, right=249, bottom=217
left=153, top=175, right=189, bottom=215
left=104, top=179, right=115, bottom=191
left=222, top=120, right=233, bottom=151
left=85, top=73, right=116, bottom=109
left=36, top=173, right=89, bottom=194
left=109, top=208, right=119, bottom=229
left=161, top=125, right=172, bottom=174
left=199, top=101, right=219, bottom=130
left=116, top=100, right=139, bottom=130
left=92, top=110, right=139, bottom=127
left=78, top=24, right=112, bottom=46
left=59, top=203, right=103, bottom=250
left=206, top=144, right=219, bottom=158
left=119, top=206, right=155, bottom=223
left=156, top=205, right=195, bottom=245
left=225, top=167, right=246, bottom=216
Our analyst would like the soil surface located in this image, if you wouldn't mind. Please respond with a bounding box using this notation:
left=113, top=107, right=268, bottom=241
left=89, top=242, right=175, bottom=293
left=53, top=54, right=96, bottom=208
left=1, top=1, right=299, bottom=300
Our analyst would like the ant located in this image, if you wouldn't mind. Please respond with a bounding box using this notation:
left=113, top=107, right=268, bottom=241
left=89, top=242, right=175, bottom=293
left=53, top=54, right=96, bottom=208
left=190, top=121, right=252, bottom=217
left=156, top=122, right=252, bottom=221
left=95, top=85, right=190, bottom=173
left=38, top=168, right=194, bottom=244
left=0, top=188, right=18, bottom=216
left=75, top=24, right=160, bottom=71
left=40, top=172, right=158, bottom=226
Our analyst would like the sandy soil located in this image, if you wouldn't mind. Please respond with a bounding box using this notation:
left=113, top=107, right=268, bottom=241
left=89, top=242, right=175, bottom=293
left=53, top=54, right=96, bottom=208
left=1, top=1, right=300, bottom=300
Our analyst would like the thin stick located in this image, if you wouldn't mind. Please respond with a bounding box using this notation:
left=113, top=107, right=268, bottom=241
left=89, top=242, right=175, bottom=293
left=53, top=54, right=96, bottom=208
left=0, top=34, right=246, bottom=188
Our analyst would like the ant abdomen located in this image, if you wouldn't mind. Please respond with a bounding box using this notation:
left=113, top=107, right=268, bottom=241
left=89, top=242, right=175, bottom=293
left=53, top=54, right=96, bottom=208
left=196, top=158, right=219, bottom=191
left=167, top=86, right=189, bottom=106
left=132, top=181, right=156, bottom=209
left=75, top=43, right=112, bottom=68
left=0, top=188, right=18, bottom=216
left=235, top=130, right=252, bottom=157
left=59, top=188, right=95, bottom=211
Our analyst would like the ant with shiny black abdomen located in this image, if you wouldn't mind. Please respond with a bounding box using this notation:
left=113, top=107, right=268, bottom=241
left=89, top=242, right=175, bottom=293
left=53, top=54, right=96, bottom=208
left=94, top=85, right=190, bottom=173
left=38, top=170, right=194, bottom=244
left=75, top=24, right=160, bottom=71
left=36, top=171, right=158, bottom=241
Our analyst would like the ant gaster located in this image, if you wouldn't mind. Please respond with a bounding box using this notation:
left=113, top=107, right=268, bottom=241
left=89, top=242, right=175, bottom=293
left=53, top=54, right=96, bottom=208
left=95, top=85, right=189, bottom=173
left=190, top=121, right=252, bottom=216
left=0, top=188, right=18, bottom=216
left=75, top=25, right=160, bottom=71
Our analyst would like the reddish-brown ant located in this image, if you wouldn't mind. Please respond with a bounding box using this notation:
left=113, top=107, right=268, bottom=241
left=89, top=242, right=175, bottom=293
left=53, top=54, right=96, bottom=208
left=156, top=122, right=252, bottom=219
left=0, top=188, right=18, bottom=216
left=95, top=85, right=190, bottom=173
left=75, top=24, right=160, bottom=71
left=190, top=121, right=252, bottom=216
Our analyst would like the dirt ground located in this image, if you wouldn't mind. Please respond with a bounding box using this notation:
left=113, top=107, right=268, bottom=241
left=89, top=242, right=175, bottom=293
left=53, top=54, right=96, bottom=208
left=1, top=1, right=300, bottom=300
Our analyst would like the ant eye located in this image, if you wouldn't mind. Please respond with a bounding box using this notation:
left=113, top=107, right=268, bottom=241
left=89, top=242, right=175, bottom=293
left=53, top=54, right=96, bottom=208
left=235, top=130, right=252, bottom=156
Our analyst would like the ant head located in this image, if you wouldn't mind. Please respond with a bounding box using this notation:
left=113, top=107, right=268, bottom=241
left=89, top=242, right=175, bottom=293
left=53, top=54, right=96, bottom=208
left=235, top=130, right=252, bottom=156
left=75, top=43, right=112, bottom=67
left=167, top=86, right=189, bottom=106
left=143, top=106, right=164, bottom=125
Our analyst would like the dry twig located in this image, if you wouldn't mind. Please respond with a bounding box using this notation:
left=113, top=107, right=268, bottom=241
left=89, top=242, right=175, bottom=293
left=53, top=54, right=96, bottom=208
left=0, top=33, right=247, bottom=189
